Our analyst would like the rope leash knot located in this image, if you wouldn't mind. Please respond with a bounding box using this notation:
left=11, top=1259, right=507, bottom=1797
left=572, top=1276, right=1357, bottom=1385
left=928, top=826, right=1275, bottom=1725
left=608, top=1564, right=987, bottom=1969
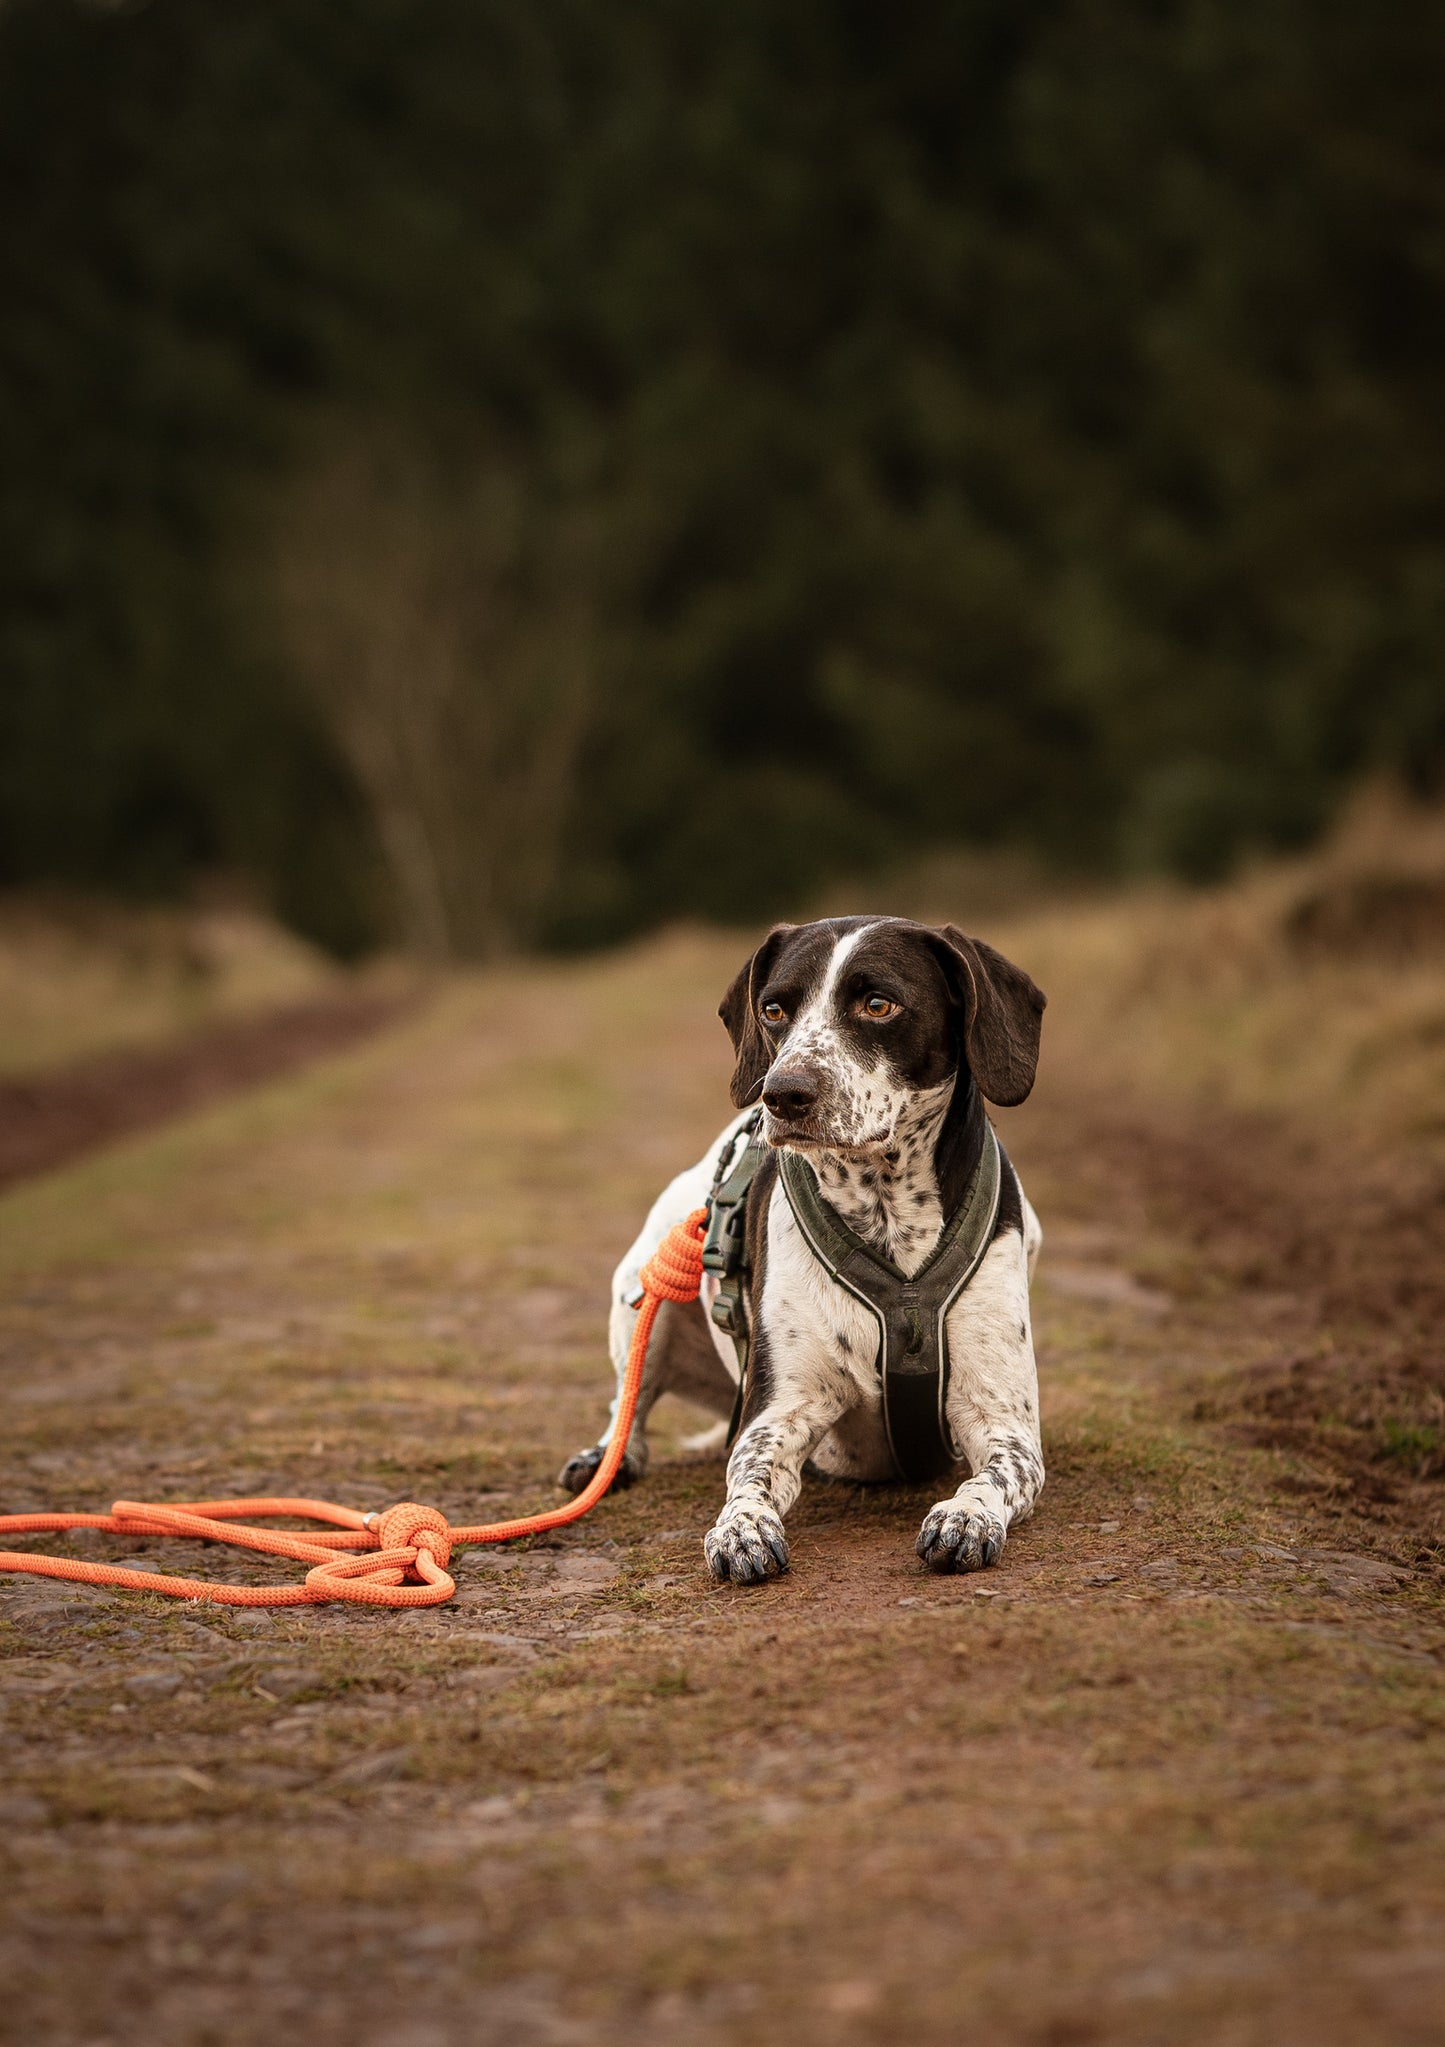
left=375, top=1502, right=453, bottom=1571
left=0, top=1210, right=710, bottom=1610
left=638, top=1211, right=707, bottom=1302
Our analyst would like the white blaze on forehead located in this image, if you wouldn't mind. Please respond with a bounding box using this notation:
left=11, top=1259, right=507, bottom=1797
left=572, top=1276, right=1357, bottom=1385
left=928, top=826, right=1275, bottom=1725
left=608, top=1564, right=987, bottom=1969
left=812, top=920, right=883, bottom=1017
left=768, top=921, right=895, bottom=1143
left=782, top=919, right=886, bottom=1055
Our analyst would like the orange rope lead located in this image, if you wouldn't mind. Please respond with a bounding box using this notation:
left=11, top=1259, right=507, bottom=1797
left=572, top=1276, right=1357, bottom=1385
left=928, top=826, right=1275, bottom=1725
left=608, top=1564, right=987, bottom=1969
left=0, top=1208, right=709, bottom=1610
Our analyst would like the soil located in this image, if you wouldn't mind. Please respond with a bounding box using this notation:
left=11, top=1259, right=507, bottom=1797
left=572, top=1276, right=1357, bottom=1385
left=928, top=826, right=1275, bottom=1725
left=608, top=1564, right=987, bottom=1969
left=0, top=988, right=421, bottom=1191
left=1, top=932, right=1441, bottom=2047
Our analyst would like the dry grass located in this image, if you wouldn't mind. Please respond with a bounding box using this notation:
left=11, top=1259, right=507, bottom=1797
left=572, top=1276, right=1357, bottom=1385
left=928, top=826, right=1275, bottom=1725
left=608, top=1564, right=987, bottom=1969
left=891, top=784, right=1445, bottom=1144
left=0, top=891, right=343, bottom=1077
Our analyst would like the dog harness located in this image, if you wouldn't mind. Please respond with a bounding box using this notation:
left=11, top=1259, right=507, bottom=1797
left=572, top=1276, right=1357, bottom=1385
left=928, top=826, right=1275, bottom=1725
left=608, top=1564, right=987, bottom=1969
left=704, top=1109, right=1004, bottom=1483
left=701, top=1111, right=769, bottom=1442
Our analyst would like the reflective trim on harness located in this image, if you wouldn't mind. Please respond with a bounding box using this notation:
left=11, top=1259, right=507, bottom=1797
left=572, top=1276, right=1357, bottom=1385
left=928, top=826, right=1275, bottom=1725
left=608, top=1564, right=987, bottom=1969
left=778, top=1124, right=1003, bottom=1483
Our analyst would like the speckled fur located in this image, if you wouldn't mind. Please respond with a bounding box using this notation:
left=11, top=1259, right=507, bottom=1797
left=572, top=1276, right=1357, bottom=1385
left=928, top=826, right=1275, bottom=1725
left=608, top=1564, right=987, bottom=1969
left=810, top=1077, right=955, bottom=1277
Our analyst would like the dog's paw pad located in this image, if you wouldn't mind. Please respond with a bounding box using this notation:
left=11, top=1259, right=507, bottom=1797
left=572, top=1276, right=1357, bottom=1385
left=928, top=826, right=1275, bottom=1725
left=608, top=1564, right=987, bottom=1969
left=915, top=1500, right=1006, bottom=1574
left=703, top=1505, right=790, bottom=1585
left=556, top=1446, right=639, bottom=1496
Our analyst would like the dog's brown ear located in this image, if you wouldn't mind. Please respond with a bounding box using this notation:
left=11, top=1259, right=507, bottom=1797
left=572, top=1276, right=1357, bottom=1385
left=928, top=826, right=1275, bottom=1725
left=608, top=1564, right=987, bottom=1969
left=928, top=924, right=1046, bottom=1107
left=718, top=925, right=795, bottom=1108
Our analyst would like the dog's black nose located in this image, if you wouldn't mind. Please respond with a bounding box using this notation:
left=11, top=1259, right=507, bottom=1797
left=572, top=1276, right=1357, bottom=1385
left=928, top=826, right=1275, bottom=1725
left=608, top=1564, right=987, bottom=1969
left=763, top=1068, right=820, bottom=1118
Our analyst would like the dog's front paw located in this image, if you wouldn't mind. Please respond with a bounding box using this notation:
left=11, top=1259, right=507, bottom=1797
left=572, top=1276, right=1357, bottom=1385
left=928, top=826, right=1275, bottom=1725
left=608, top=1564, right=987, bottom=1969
left=915, top=1496, right=1006, bottom=1574
left=704, top=1503, right=790, bottom=1584
left=556, top=1443, right=642, bottom=1496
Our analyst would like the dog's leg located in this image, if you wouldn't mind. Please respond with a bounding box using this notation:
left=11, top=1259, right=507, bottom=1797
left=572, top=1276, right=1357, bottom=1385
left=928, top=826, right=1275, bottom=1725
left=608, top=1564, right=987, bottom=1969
left=703, top=1358, right=857, bottom=1584
left=557, top=1121, right=748, bottom=1496
left=915, top=1223, right=1044, bottom=1574
left=557, top=1294, right=734, bottom=1494
left=703, top=1186, right=875, bottom=1582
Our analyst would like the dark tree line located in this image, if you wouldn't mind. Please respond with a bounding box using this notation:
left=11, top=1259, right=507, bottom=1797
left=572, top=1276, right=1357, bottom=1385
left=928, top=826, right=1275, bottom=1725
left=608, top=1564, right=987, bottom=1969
left=2, top=0, right=1442, bottom=955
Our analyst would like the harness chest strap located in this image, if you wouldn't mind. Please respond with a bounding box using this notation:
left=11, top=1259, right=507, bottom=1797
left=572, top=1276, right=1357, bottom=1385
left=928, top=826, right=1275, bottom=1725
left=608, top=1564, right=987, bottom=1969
left=700, top=1110, right=767, bottom=1442
left=778, top=1123, right=1003, bottom=1484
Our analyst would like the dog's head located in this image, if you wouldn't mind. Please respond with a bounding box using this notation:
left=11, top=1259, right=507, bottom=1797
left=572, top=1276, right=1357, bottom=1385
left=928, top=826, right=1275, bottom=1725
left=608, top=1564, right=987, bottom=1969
left=718, top=917, right=1045, bottom=1152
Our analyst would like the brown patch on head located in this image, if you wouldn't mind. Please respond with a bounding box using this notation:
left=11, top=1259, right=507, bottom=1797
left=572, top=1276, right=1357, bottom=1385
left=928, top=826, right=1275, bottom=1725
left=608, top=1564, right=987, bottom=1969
left=924, top=924, right=1047, bottom=1106
left=717, top=924, right=798, bottom=1108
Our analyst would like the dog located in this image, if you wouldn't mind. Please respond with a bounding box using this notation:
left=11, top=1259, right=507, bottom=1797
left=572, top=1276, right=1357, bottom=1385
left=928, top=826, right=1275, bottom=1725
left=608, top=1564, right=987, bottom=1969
left=559, top=916, right=1046, bottom=1584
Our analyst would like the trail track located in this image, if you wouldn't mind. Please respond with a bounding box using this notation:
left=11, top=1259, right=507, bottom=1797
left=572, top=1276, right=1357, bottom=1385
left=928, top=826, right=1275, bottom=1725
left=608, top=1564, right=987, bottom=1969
left=1, top=932, right=1441, bottom=2047
left=0, top=986, right=418, bottom=1192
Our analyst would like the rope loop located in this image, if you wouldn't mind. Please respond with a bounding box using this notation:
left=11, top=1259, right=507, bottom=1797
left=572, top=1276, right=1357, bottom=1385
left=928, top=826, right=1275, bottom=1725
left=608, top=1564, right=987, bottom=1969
left=638, top=1205, right=708, bottom=1303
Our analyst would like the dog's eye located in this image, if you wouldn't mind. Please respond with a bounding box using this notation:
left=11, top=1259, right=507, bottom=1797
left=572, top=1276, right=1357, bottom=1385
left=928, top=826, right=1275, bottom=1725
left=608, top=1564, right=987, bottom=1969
left=759, top=1000, right=786, bottom=1026
left=859, top=993, right=900, bottom=1020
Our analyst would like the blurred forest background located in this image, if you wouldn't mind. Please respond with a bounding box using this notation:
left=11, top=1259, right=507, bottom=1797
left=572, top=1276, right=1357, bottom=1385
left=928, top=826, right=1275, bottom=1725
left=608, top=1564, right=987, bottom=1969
left=2, top=0, right=1442, bottom=961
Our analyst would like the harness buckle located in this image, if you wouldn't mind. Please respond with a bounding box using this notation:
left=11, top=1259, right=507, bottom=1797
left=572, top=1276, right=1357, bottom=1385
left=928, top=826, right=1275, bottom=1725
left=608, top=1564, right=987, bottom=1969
left=710, top=1293, right=742, bottom=1336
left=701, top=1196, right=748, bottom=1279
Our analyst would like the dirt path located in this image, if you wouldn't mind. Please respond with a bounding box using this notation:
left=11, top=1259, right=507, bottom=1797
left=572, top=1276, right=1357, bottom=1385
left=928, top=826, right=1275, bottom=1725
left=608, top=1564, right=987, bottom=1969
left=1, top=932, right=1440, bottom=2047
left=0, top=986, right=421, bottom=1191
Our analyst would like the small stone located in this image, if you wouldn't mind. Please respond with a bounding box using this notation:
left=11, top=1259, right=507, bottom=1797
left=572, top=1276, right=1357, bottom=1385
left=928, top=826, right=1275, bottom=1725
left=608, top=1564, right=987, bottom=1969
left=326, top=1747, right=410, bottom=1788
left=448, top=1665, right=516, bottom=1694
left=1301, top=1552, right=1406, bottom=1592
left=461, top=1794, right=516, bottom=1823
left=0, top=1794, right=47, bottom=1825
left=230, top=1764, right=310, bottom=1790
left=821, top=1980, right=881, bottom=2016
left=125, top=1668, right=184, bottom=1699
left=1098, top=1520, right=1122, bottom=1533
left=401, top=1923, right=471, bottom=1954
left=0, top=1658, right=82, bottom=1695
left=551, top=1557, right=621, bottom=1586
left=255, top=1664, right=325, bottom=1701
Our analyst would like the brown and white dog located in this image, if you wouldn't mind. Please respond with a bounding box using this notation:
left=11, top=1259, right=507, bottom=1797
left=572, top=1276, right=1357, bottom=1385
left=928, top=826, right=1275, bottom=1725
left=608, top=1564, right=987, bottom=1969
left=559, top=917, right=1046, bottom=1584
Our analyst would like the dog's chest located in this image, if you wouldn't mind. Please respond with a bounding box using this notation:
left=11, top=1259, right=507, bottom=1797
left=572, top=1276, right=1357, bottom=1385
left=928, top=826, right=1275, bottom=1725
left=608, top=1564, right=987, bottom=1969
left=756, top=1186, right=913, bottom=1482
left=811, top=1151, right=944, bottom=1278
left=807, top=1077, right=952, bottom=1277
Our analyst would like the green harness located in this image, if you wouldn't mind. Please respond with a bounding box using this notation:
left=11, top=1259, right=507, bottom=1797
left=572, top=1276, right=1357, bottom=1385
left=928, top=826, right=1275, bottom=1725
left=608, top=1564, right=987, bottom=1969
left=700, top=1112, right=769, bottom=1444
left=702, top=1110, right=1003, bottom=1483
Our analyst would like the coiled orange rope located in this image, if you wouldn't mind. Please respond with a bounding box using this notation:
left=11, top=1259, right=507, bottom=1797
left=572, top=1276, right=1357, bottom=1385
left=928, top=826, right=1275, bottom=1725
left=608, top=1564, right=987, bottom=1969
left=0, top=1208, right=708, bottom=1610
